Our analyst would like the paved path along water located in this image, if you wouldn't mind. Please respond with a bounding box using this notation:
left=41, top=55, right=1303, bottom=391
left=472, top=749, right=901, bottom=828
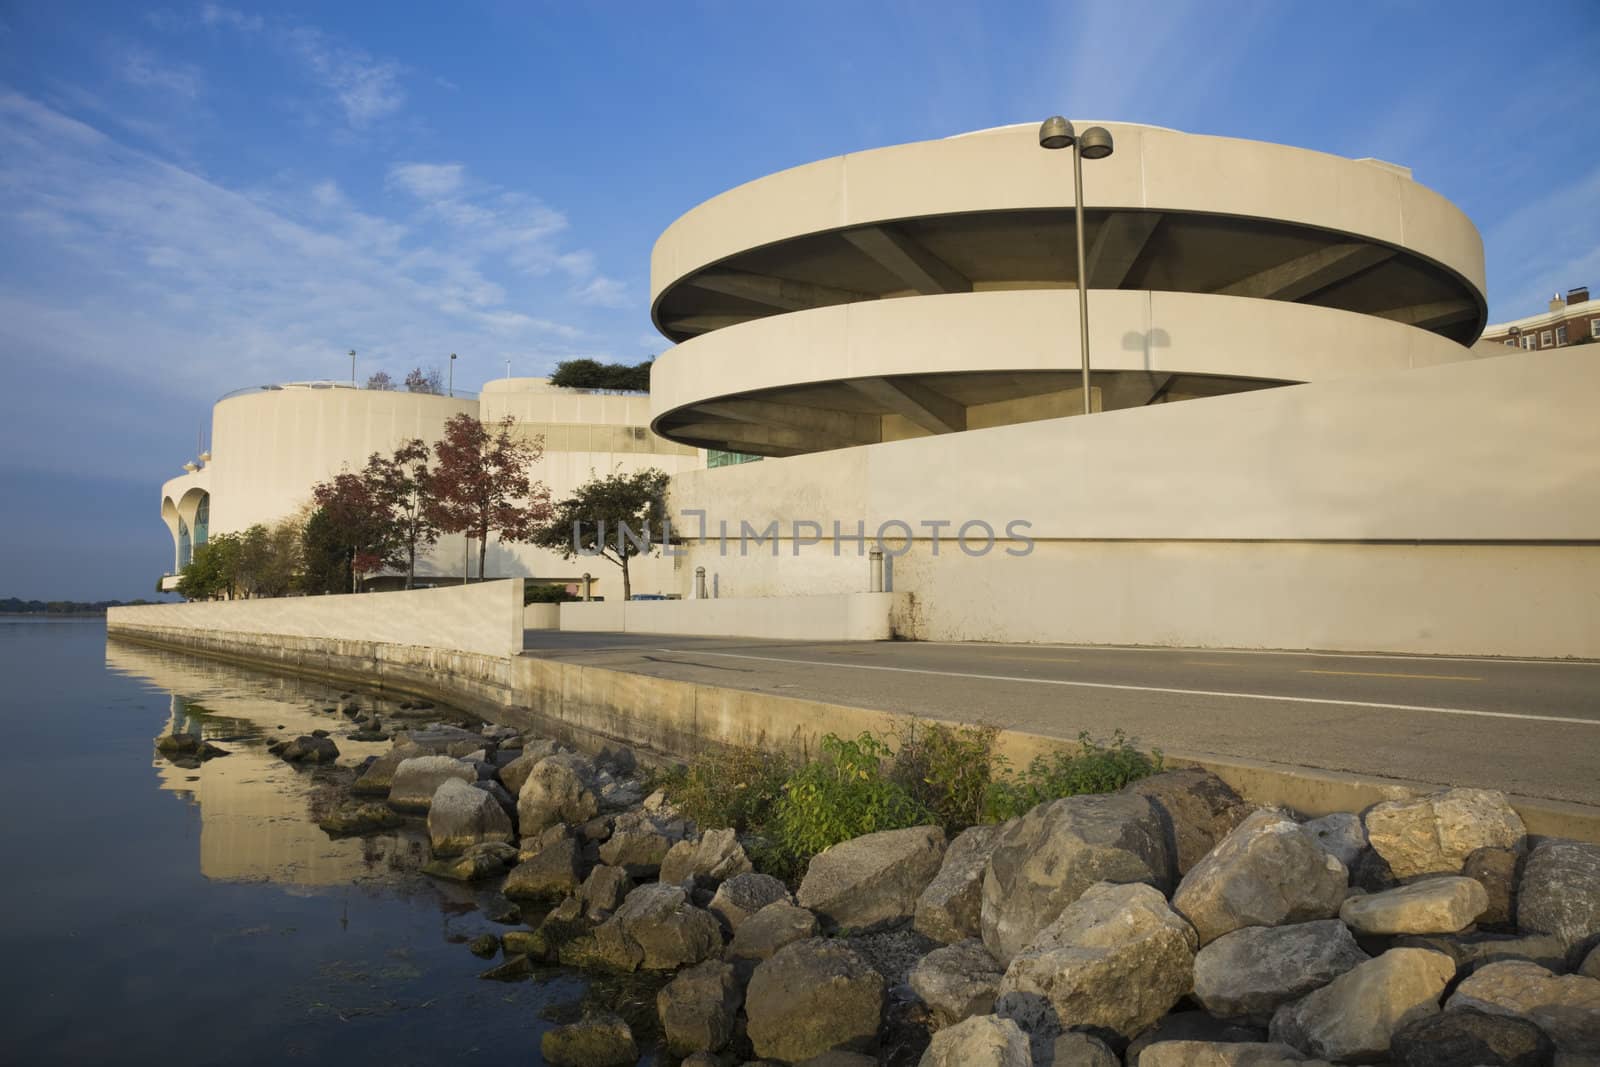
left=522, top=633, right=1600, bottom=807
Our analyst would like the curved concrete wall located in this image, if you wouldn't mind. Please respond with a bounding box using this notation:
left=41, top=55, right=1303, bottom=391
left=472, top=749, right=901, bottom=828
left=651, top=122, right=1485, bottom=322
left=650, top=288, right=1484, bottom=437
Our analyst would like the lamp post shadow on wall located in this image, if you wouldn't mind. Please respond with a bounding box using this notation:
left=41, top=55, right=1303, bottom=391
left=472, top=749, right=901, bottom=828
left=1038, top=117, right=1115, bottom=416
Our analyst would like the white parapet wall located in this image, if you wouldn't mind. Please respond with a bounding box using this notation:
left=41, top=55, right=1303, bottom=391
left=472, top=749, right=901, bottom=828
left=109, top=579, right=527, bottom=659
left=560, top=593, right=896, bottom=641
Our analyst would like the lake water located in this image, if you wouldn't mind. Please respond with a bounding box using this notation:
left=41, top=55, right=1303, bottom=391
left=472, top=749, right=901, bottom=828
left=0, top=617, right=603, bottom=1064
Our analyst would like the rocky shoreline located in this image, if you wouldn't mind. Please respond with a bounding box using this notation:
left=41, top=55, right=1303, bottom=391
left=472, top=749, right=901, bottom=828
left=177, top=702, right=1600, bottom=1066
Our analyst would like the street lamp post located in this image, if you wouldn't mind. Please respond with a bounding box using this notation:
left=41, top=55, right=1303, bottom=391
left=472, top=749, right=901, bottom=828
left=349, top=349, right=356, bottom=384
left=449, top=352, right=457, bottom=396
left=1038, top=117, right=1115, bottom=416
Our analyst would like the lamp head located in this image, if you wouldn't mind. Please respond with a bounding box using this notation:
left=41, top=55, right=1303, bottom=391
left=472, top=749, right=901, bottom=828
left=1038, top=116, right=1076, bottom=150
left=1078, top=126, right=1115, bottom=160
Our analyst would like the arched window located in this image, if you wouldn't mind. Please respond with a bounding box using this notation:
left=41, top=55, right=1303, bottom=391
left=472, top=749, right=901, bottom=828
left=194, top=494, right=209, bottom=548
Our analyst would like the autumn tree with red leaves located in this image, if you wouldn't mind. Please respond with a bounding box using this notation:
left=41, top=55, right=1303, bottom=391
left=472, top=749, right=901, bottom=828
left=427, top=414, right=550, bottom=581
left=308, top=470, right=400, bottom=592
left=362, top=438, right=438, bottom=589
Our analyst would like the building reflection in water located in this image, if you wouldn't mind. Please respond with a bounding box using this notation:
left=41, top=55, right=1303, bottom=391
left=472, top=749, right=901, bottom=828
left=106, top=640, right=430, bottom=889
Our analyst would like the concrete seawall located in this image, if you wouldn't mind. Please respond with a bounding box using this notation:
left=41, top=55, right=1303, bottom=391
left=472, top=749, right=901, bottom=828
left=108, top=596, right=1600, bottom=844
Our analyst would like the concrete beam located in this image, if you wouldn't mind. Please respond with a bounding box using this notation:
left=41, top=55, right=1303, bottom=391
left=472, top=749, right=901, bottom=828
left=664, top=314, right=753, bottom=335
left=671, top=418, right=858, bottom=455
left=1086, top=213, right=1162, bottom=287
left=697, top=398, right=881, bottom=444
left=845, top=376, right=967, bottom=434
left=841, top=224, right=971, bottom=295
left=686, top=268, right=868, bottom=311
left=1218, top=242, right=1395, bottom=301
left=1371, top=300, right=1477, bottom=330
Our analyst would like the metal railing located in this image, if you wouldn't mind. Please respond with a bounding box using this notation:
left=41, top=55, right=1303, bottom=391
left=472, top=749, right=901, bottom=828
left=216, top=380, right=479, bottom=404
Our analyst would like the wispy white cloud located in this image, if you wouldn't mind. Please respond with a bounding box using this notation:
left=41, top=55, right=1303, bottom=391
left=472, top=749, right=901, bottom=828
left=387, top=161, right=465, bottom=199
left=0, top=93, right=606, bottom=413
left=282, top=23, right=405, bottom=127
left=573, top=275, right=629, bottom=308
left=198, top=3, right=263, bottom=33
left=120, top=45, right=204, bottom=99
left=1483, top=161, right=1600, bottom=322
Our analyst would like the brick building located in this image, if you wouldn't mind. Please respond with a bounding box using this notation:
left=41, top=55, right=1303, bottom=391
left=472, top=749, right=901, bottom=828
left=1482, top=285, right=1599, bottom=349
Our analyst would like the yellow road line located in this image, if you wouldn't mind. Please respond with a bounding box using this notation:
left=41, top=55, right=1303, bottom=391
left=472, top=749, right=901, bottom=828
left=1299, top=669, right=1481, bottom=682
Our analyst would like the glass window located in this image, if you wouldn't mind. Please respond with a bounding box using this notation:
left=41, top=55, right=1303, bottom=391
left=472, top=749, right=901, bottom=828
left=1555, top=325, right=1567, bottom=346
left=1591, top=319, right=1600, bottom=339
left=1540, top=330, right=1553, bottom=347
left=178, top=517, right=192, bottom=568
left=193, top=494, right=209, bottom=547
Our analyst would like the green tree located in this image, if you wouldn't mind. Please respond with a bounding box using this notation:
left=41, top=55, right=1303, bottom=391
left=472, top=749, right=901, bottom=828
left=177, top=532, right=242, bottom=600
left=427, top=414, right=550, bottom=581
left=549, top=358, right=652, bottom=392
left=308, top=471, right=400, bottom=592
left=235, top=520, right=301, bottom=598
left=363, top=439, right=438, bottom=589
left=531, top=467, right=670, bottom=601
left=299, top=507, right=351, bottom=595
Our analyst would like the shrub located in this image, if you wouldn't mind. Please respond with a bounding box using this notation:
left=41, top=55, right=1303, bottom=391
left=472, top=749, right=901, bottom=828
left=891, top=719, right=999, bottom=835
left=982, top=730, right=1162, bottom=823
left=657, top=744, right=791, bottom=837
left=772, top=733, right=935, bottom=859
left=524, top=583, right=577, bottom=604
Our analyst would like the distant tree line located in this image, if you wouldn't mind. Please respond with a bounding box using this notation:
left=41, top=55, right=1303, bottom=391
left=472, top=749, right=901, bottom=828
left=176, top=413, right=554, bottom=599
left=365, top=366, right=446, bottom=394
left=0, top=598, right=158, bottom=615
left=549, top=358, right=653, bottom=393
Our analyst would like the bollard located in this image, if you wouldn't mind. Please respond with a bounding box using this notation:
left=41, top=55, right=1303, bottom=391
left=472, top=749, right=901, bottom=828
left=869, top=548, right=884, bottom=593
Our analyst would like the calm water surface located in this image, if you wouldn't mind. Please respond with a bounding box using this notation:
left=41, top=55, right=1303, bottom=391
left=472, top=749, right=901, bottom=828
left=0, top=618, right=596, bottom=1064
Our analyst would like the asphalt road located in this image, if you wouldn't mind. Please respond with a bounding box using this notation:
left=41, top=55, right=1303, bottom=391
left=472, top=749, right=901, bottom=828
left=521, top=633, right=1600, bottom=806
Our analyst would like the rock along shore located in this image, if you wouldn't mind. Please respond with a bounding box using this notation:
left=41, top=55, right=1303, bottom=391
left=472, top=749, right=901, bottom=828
left=250, top=701, right=1600, bottom=1067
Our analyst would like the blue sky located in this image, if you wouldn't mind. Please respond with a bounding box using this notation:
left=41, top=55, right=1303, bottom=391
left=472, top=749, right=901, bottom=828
left=1, top=1, right=1596, bottom=600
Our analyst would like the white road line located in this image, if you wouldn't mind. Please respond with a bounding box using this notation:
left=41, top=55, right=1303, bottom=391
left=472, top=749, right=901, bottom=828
left=912, top=641, right=1600, bottom=668
left=654, top=649, right=1599, bottom=727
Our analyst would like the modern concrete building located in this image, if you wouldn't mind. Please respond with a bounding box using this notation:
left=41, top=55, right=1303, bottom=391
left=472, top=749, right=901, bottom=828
left=643, top=122, right=1599, bottom=657
left=159, top=377, right=699, bottom=596
left=1482, top=285, right=1598, bottom=350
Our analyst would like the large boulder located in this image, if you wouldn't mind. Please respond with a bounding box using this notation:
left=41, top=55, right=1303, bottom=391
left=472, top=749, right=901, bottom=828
left=1192, top=920, right=1369, bottom=1025
left=657, top=959, right=741, bottom=1055
left=1339, top=876, right=1489, bottom=935
left=799, top=824, right=947, bottom=933
left=516, top=753, right=598, bottom=835
left=708, top=872, right=791, bottom=932
left=1393, top=930, right=1568, bottom=977
left=577, top=864, right=633, bottom=922
left=496, top=740, right=559, bottom=795
left=727, top=901, right=819, bottom=977
left=659, top=827, right=752, bottom=888
left=502, top=835, right=585, bottom=900
left=591, top=883, right=722, bottom=972
left=746, top=939, right=885, bottom=1062
left=918, top=1014, right=1031, bottom=1067
left=1124, top=767, right=1253, bottom=877
left=981, top=793, right=1171, bottom=964
left=915, top=823, right=1003, bottom=943
left=1517, top=838, right=1600, bottom=965
left=1136, top=1042, right=1321, bottom=1066
left=597, top=810, right=689, bottom=877
left=1463, top=846, right=1519, bottom=928
left=1363, top=788, right=1526, bottom=880
left=388, top=755, right=475, bottom=811
left=280, top=734, right=339, bottom=764
left=426, top=777, right=515, bottom=855
left=1268, top=947, right=1456, bottom=1062
left=1171, top=809, right=1347, bottom=946
left=996, top=881, right=1197, bottom=1042
left=1041, top=1031, right=1120, bottom=1066
left=1446, top=959, right=1600, bottom=1055
left=352, top=740, right=425, bottom=794
left=540, top=1012, right=637, bottom=1067
left=1300, top=812, right=1368, bottom=870
left=909, top=938, right=1004, bottom=1024
left=1390, top=1008, right=1555, bottom=1067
